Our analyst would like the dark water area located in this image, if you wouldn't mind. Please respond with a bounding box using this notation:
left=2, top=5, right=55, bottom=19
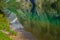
left=30, top=0, right=36, bottom=14
left=0, top=9, right=5, bottom=17
left=51, top=2, right=57, bottom=10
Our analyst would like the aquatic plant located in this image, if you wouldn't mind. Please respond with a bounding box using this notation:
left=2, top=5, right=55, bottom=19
left=0, top=0, right=60, bottom=40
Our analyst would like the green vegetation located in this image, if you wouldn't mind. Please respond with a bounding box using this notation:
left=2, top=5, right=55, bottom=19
left=8, top=1, right=60, bottom=39
left=0, top=13, right=16, bottom=40
left=18, top=13, right=60, bottom=40
left=9, top=30, right=17, bottom=36
left=0, top=14, right=10, bottom=31
left=0, top=0, right=60, bottom=40
left=0, top=31, right=11, bottom=40
left=0, top=14, right=11, bottom=40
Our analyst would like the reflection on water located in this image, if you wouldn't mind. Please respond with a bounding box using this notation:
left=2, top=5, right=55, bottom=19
left=30, top=0, right=36, bottom=13
left=3, top=0, right=60, bottom=40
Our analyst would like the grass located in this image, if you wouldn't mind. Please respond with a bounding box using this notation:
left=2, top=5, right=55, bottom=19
left=0, top=14, right=17, bottom=40
left=9, top=30, right=17, bottom=36
left=0, top=14, right=10, bottom=31
left=0, top=31, right=12, bottom=40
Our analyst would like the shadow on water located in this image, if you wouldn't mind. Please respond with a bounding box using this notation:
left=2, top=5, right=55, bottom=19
left=30, top=0, right=36, bottom=14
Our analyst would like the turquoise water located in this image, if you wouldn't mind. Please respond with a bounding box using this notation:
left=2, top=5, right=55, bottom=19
left=2, top=0, right=60, bottom=40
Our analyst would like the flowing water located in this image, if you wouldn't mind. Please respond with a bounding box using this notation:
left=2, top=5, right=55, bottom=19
left=4, top=9, right=37, bottom=40
left=3, top=0, right=60, bottom=40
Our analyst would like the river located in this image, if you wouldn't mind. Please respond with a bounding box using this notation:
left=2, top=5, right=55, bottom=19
left=4, top=9, right=37, bottom=40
